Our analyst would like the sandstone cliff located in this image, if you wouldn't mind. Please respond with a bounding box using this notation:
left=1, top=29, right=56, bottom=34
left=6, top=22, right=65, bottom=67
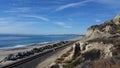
left=86, top=14, right=120, bottom=40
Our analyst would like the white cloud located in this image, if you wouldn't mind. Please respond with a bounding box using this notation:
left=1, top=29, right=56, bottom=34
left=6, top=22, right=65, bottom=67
left=95, top=19, right=101, bottom=22
left=55, top=22, right=72, bottom=28
left=5, top=7, right=31, bottom=13
left=55, top=0, right=94, bottom=11
left=55, top=0, right=120, bottom=11
left=56, top=22, right=65, bottom=25
left=21, top=15, right=71, bottom=28
left=22, top=15, right=50, bottom=21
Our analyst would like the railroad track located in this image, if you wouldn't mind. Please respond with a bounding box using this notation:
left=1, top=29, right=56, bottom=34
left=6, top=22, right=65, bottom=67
left=1, top=41, right=76, bottom=68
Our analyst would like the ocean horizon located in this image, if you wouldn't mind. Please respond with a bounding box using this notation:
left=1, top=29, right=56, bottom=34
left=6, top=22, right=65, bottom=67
left=0, top=34, right=80, bottom=49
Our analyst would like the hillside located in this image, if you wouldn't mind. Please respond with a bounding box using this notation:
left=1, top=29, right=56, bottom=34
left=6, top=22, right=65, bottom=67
left=49, top=14, right=120, bottom=68
left=86, top=14, right=120, bottom=40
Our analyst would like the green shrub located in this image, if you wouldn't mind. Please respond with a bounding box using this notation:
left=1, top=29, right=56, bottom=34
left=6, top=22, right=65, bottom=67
left=63, top=63, right=73, bottom=68
left=82, top=49, right=101, bottom=60
left=63, top=56, right=85, bottom=68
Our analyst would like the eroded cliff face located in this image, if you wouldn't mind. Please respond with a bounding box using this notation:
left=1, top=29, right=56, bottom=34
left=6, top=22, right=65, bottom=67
left=86, top=28, right=111, bottom=40
left=86, top=14, right=120, bottom=40
left=49, top=14, right=120, bottom=68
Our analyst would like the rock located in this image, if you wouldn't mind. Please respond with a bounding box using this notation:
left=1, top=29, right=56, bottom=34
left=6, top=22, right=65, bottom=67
left=79, top=42, right=88, bottom=51
left=84, top=42, right=113, bottom=58
left=86, top=28, right=111, bottom=40
left=64, top=53, right=73, bottom=63
left=73, top=43, right=81, bottom=58
left=113, top=14, right=120, bottom=25
left=49, top=63, right=60, bottom=68
left=64, top=43, right=81, bottom=62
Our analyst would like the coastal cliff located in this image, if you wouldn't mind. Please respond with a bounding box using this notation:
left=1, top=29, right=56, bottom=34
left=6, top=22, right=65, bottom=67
left=86, top=14, right=120, bottom=40
left=50, top=14, right=120, bottom=68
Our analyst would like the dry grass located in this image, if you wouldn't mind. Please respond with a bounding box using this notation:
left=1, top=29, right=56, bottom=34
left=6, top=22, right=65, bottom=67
left=55, top=57, right=65, bottom=63
left=90, top=39, right=120, bottom=68
left=55, top=47, right=73, bottom=64
left=111, top=39, right=120, bottom=56
left=92, top=58, right=120, bottom=68
left=63, top=56, right=85, bottom=68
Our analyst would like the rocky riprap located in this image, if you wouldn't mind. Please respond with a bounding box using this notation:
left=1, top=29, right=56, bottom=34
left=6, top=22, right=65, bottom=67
left=2, top=41, right=71, bottom=62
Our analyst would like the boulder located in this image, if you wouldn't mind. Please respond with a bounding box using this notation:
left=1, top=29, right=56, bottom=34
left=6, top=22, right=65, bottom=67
left=79, top=42, right=88, bottom=51
left=73, top=43, right=81, bottom=58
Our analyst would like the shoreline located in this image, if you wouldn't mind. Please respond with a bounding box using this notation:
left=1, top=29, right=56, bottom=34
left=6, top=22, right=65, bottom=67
left=0, top=35, right=82, bottom=50
left=0, top=36, right=81, bottom=50
left=0, top=37, right=80, bottom=66
left=0, top=35, right=80, bottom=50
left=0, top=42, right=52, bottom=50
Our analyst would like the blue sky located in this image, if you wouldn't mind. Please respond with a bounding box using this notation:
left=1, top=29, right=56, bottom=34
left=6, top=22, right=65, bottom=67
left=0, top=0, right=120, bottom=35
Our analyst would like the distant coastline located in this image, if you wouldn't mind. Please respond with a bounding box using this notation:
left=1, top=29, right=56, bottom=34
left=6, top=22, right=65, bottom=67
left=0, top=33, right=84, bottom=36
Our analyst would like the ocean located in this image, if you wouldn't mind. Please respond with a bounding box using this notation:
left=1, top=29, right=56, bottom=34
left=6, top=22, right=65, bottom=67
left=0, top=34, right=79, bottom=49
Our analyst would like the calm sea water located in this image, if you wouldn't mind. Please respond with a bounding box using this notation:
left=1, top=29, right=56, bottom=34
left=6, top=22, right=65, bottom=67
left=0, top=34, right=79, bottom=49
